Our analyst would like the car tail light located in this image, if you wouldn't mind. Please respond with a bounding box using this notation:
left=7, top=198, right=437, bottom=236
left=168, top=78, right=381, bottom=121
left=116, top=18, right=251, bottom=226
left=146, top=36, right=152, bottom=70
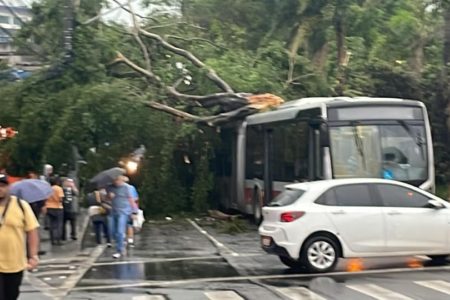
left=280, top=211, right=305, bottom=222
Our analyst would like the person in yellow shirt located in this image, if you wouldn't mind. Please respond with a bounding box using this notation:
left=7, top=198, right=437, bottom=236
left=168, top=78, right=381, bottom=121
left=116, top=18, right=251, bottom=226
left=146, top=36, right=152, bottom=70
left=0, top=174, right=40, bottom=300
left=43, top=177, right=64, bottom=245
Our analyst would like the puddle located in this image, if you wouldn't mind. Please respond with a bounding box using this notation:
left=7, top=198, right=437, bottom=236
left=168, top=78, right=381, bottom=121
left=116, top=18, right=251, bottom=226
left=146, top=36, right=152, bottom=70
left=78, top=258, right=239, bottom=286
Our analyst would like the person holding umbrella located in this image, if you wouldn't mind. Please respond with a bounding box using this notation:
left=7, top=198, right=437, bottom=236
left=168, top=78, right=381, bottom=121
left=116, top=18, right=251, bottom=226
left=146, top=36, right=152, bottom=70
left=90, top=168, right=137, bottom=258
left=0, top=174, right=40, bottom=300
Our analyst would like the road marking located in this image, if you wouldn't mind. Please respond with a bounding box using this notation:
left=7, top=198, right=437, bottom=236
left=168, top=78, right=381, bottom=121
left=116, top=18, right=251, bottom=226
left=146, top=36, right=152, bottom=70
left=92, top=253, right=262, bottom=267
left=414, top=255, right=430, bottom=260
left=187, top=219, right=239, bottom=256
left=132, top=296, right=165, bottom=300
left=57, top=245, right=106, bottom=297
left=93, top=255, right=221, bottom=266
left=415, top=280, right=450, bottom=295
left=205, top=291, right=244, bottom=300
left=34, top=270, right=76, bottom=277
left=347, top=284, right=412, bottom=300
left=71, top=264, right=450, bottom=292
left=39, top=257, right=86, bottom=264
left=276, top=287, right=326, bottom=300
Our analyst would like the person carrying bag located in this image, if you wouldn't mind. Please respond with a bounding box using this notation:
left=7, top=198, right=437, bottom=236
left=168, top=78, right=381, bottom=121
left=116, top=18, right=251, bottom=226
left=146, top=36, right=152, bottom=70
left=87, top=190, right=111, bottom=246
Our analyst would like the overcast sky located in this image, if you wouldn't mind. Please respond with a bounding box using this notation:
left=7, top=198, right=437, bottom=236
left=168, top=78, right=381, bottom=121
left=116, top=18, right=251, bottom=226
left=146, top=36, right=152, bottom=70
left=3, top=0, right=177, bottom=26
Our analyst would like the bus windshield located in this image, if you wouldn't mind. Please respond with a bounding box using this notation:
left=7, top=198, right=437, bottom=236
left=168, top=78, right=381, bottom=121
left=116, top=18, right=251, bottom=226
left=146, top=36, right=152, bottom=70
left=330, top=124, right=427, bottom=183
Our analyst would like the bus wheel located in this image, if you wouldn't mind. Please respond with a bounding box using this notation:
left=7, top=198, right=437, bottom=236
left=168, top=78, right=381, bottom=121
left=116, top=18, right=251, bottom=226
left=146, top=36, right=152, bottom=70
left=253, top=190, right=263, bottom=225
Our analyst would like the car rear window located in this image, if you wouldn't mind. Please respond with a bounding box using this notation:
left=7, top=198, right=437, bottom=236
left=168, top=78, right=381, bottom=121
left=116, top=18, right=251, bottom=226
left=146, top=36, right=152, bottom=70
left=269, top=189, right=305, bottom=207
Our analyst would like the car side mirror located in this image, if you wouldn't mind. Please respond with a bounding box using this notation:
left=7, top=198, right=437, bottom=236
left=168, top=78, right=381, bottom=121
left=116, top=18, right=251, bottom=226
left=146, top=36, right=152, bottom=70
left=427, top=199, right=445, bottom=209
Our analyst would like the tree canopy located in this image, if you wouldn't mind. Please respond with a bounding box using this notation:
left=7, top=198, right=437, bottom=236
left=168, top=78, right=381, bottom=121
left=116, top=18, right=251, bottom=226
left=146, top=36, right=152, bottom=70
left=0, top=0, right=449, bottom=214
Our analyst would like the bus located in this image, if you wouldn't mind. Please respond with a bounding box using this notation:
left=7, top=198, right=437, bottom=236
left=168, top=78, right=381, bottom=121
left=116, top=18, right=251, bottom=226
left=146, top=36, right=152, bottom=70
left=215, top=97, right=434, bottom=222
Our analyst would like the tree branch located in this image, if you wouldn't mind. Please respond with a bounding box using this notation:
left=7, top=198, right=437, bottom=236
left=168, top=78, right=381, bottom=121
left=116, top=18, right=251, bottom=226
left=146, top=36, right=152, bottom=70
left=146, top=101, right=258, bottom=127
left=165, top=35, right=226, bottom=50
left=113, top=51, right=161, bottom=83
left=147, top=22, right=205, bottom=31
left=126, top=0, right=151, bottom=71
left=139, top=28, right=234, bottom=93
left=146, top=101, right=200, bottom=122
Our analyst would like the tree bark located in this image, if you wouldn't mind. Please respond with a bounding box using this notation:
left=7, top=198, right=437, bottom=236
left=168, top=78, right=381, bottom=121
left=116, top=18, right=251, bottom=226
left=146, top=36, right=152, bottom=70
left=334, top=1, right=348, bottom=95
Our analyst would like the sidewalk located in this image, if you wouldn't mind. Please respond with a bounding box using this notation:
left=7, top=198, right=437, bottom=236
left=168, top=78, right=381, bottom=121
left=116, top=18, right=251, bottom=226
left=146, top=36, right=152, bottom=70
left=37, top=208, right=91, bottom=259
left=19, top=209, right=95, bottom=300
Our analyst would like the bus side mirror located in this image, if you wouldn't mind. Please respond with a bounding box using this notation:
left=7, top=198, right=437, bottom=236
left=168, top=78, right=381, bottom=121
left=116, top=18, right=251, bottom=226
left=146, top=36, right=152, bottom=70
left=320, top=124, right=330, bottom=147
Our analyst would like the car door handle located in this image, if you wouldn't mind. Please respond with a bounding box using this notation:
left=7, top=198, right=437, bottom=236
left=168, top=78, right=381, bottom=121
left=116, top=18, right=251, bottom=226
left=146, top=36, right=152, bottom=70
left=331, top=210, right=346, bottom=215
left=387, top=211, right=401, bottom=215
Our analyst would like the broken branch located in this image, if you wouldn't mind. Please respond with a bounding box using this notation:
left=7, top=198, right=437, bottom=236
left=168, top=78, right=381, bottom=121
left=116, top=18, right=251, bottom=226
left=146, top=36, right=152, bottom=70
left=139, top=28, right=234, bottom=93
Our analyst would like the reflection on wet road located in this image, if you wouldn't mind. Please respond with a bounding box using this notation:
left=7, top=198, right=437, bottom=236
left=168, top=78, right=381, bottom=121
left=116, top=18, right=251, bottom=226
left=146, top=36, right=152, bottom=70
left=81, top=258, right=238, bottom=283
left=59, top=220, right=450, bottom=300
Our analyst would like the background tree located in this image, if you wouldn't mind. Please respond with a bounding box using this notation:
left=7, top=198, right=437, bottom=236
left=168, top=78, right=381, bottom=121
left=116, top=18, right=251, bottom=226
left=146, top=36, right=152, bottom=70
left=0, top=0, right=449, bottom=215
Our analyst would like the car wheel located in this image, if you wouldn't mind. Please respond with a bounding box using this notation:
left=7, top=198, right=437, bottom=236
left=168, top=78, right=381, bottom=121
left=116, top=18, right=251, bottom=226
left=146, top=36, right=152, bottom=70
left=428, top=255, right=449, bottom=264
left=301, top=236, right=339, bottom=273
left=278, top=255, right=303, bottom=269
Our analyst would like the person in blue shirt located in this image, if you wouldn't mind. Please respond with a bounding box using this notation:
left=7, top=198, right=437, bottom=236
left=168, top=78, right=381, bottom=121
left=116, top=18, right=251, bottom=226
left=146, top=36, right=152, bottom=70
left=124, top=177, right=139, bottom=247
left=106, top=176, right=137, bottom=259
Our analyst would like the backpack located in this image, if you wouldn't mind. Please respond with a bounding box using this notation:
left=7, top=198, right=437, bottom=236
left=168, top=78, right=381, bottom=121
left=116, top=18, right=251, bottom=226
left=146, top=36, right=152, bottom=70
left=0, top=196, right=26, bottom=228
left=63, top=187, right=75, bottom=212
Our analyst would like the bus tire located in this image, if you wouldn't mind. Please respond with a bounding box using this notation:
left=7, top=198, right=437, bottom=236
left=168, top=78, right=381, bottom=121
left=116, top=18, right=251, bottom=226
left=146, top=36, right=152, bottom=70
left=252, top=189, right=263, bottom=225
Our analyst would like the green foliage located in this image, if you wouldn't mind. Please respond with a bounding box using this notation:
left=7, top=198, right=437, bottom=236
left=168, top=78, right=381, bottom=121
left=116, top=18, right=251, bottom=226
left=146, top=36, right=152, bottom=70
left=1, top=0, right=449, bottom=216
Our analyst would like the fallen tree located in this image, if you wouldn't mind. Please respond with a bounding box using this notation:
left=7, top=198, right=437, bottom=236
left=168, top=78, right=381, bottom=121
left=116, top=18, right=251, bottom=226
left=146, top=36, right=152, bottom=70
left=109, top=0, right=285, bottom=126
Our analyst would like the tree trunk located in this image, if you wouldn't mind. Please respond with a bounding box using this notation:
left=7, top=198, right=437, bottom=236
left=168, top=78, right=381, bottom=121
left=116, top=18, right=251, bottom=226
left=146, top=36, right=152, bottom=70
left=333, top=2, right=347, bottom=95
left=443, top=3, right=450, bottom=71
left=408, top=39, right=425, bottom=78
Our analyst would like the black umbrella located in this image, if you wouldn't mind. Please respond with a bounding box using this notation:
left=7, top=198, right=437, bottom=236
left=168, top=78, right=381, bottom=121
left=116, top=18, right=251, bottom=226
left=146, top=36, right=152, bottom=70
left=90, top=167, right=125, bottom=188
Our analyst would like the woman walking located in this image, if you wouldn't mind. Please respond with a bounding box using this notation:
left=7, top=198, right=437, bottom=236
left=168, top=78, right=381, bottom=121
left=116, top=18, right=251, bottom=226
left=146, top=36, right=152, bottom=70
left=43, top=177, right=64, bottom=245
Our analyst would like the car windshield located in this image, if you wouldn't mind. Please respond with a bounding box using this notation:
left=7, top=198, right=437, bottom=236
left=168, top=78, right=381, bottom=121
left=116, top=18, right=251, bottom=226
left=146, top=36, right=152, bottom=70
left=269, top=189, right=306, bottom=207
left=330, top=124, right=427, bottom=182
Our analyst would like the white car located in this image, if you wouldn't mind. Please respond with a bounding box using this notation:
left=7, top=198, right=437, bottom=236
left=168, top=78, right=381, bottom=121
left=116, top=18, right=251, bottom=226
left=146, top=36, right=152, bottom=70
left=259, top=178, right=450, bottom=273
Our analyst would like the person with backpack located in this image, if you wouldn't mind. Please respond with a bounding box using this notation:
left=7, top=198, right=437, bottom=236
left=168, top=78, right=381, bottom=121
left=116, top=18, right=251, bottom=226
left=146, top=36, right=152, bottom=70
left=61, top=178, right=78, bottom=241
left=0, top=174, right=40, bottom=300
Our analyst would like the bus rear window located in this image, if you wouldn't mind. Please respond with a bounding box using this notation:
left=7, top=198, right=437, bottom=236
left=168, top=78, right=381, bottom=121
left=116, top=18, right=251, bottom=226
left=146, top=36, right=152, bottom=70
left=269, top=189, right=306, bottom=207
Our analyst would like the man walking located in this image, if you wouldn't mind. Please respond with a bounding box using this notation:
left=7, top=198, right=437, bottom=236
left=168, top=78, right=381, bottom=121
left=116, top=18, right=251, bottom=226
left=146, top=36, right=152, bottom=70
left=107, top=175, right=137, bottom=259
left=0, top=174, right=40, bottom=300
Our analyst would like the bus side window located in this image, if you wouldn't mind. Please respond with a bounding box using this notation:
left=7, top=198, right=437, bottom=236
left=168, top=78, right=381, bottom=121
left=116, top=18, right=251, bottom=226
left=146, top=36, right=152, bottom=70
left=272, top=121, right=309, bottom=182
left=246, top=126, right=264, bottom=179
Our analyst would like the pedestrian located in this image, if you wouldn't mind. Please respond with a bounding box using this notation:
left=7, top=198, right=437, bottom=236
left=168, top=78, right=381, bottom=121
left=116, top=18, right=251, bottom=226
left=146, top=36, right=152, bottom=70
left=25, top=171, right=47, bottom=255
left=87, top=188, right=111, bottom=246
left=106, top=175, right=138, bottom=259
left=61, top=178, right=78, bottom=241
left=43, top=177, right=64, bottom=245
left=124, top=176, right=139, bottom=248
left=0, top=174, right=40, bottom=300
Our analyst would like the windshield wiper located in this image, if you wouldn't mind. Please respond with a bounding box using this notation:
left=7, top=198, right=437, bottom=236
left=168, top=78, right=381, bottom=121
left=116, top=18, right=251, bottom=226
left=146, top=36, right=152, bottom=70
left=398, top=120, right=425, bottom=160
left=352, top=124, right=367, bottom=170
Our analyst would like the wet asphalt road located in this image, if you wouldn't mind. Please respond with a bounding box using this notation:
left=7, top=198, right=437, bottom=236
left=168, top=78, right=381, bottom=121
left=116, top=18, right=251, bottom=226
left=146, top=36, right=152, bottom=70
left=22, top=219, right=450, bottom=300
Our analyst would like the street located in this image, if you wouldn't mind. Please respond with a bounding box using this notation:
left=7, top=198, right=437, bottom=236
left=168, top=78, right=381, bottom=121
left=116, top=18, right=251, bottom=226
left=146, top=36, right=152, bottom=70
left=19, top=219, right=450, bottom=300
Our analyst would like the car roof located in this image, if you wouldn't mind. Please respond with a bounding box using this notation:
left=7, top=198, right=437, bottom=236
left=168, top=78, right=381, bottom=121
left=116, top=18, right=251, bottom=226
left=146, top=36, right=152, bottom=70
left=285, top=178, right=414, bottom=192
